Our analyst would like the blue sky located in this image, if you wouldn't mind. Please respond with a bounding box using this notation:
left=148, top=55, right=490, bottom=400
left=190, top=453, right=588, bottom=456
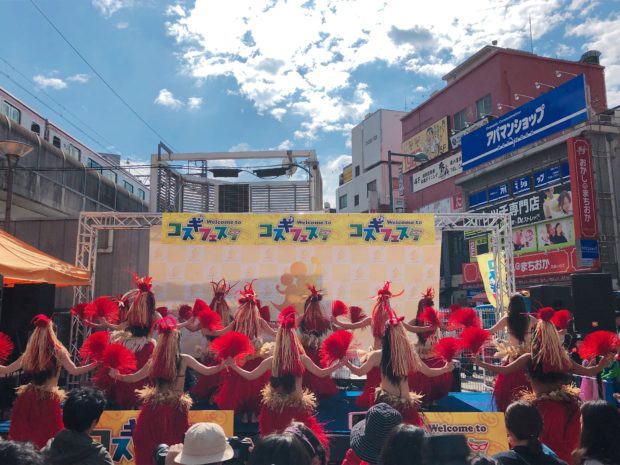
left=1, top=0, right=619, bottom=205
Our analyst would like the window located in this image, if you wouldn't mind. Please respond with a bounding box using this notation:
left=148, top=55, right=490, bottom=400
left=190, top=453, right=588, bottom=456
left=69, top=144, right=81, bottom=161
left=31, top=123, right=41, bottom=134
left=88, top=158, right=102, bottom=169
left=123, top=180, right=134, bottom=193
left=392, top=177, right=399, bottom=190
left=355, top=165, right=360, bottom=177
left=2, top=101, right=21, bottom=124
left=104, top=170, right=117, bottom=183
left=138, top=189, right=146, bottom=200
left=52, top=136, right=61, bottom=148
left=354, top=194, right=359, bottom=206
left=366, top=180, right=377, bottom=197
left=476, top=94, right=492, bottom=119
left=339, top=194, right=348, bottom=209
left=453, top=108, right=467, bottom=131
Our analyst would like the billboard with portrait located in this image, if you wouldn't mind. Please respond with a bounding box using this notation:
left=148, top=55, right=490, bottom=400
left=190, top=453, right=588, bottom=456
left=536, top=217, right=575, bottom=251
left=402, top=116, right=449, bottom=173
left=512, top=225, right=537, bottom=255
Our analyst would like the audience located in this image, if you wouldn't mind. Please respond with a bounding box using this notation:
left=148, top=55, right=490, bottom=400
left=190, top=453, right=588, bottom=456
left=572, top=400, right=620, bottom=465
left=0, top=440, right=45, bottom=465
left=285, top=421, right=327, bottom=465
left=248, top=433, right=312, bottom=465
left=493, top=401, right=567, bottom=465
left=164, top=422, right=234, bottom=465
left=378, top=424, right=426, bottom=465
left=343, top=403, right=403, bottom=465
left=42, top=386, right=113, bottom=465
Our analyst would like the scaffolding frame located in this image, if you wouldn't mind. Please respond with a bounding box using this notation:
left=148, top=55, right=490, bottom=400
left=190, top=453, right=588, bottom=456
left=70, top=211, right=515, bottom=361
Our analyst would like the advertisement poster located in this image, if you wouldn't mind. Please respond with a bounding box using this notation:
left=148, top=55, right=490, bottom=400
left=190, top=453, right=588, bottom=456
left=536, top=217, right=575, bottom=250
left=476, top=252, right=509, bottom=309
left=568, top=137, right=598, bottom=239
left=512, top=225, right=537, bottom=255
left=469, top=236, right=489, bottom=262
left=411, top=152, right=462, bottom=192
left=402, top=116, right=450, bottom=173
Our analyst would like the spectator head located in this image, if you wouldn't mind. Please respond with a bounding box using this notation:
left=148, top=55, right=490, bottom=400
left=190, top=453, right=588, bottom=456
left=573, top=400, right=620, bottom=465
left=378, top=424, right=426, bottom=465
left=351, top=403, right=402, bottom=465
left=249, top=433, right=311, bottom=465
left=175, top=422, right=234, bottom=465
left=0, top=440, right=45, bottom=465
left=285, top=422, right=327, bottom=465
left=63, top=387, right=106, bottom=433
left=504, top=401, right=544, bottom=453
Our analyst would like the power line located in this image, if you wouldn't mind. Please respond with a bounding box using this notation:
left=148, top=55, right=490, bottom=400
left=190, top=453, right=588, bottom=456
left=29, top=0, right=177, bottom=151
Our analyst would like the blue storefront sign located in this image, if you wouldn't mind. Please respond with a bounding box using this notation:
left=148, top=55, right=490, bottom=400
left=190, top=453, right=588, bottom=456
left=579, top=239, right=599, bottom=259
left=488, top=183, right=509, bottom=203
left=469, top=190, right=488, bottom=208
left=561, top=161, right=570, bottom=179
left=512, top=176, right=531, bottom=196
left=462, top=75, right=588, bottom=171
left=534, top=165, right=561, bottom=189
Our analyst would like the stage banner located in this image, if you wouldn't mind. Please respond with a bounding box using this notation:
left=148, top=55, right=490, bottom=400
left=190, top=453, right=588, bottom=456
left=424, top=412, right=509, bottom=457
left=91, top=410, right=234, bottom=465
left=151, top=213, right=441, bottom=347
left=476, top=252, right=509, bottom=310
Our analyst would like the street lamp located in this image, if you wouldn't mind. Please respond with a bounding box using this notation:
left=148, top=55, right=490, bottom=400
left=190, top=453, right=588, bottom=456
left=387, top=150, right=430, bottom=213
left=1, top=140, right=33, bottom=231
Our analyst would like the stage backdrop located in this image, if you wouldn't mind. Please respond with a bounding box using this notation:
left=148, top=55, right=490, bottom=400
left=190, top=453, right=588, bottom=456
left=149, top=213, right=441, bottom=347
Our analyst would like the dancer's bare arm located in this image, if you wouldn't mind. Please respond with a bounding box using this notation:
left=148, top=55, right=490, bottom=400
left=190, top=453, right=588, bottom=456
left=0, top=356, right=22, bottom=376
left=59, top=350, right=97, bottom=375
left=417, top=360, right=455, bottom=377
left=182, top=354, right=225, bottom=376
left=110, top=361, right=151, bottom=383
left=571, top=354, right=614, bottom=376
left=346, top=350, right=380, bottom=376
left=473, top=353, right=531, bottom=374
left=228, top=356, right=272, bottom=380
left=403, top=321, right=435, bottom=333
left=301, top=354, right=343, bottom=377
left=486, top=316, right=508, bottom=334
left=331, top=316, right=371, bottom=330
left=260, top=319, right=277, bottom=337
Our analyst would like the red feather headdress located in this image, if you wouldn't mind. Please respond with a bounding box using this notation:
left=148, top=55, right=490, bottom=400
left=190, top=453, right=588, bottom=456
left=531, top=308, right=572, bottom=373
left=273, top=306, right=305, bottom=377
left=579, top=331, right=619, bottom=359
left=331, top=300, right=349, bottom=318
left=238, top=280, right=259, bottom=306
left=210, top=278, right=236, bottom=325
left=210, top=331, right=254, bottom=363
left=197, top=307, right=223, bottom=332
left=433, top=337, right=461, bottom=361
left=371, top=282, right=403, bottom=337
left=536, top=307, right=555, bottom=322
left=319, top=330, right=353, bottom=367
left=133, top=273, right=153, bottom=292
left=80, top=331, right=110, bottom=363
left=156, top=306, right=169, bottom=317
left=421, top=287, right=435, bottom=300
left=550, top=309, right=572, bottom=331
left=448, top=307, right=482, bottom=330
left=301, top=284, right=330, bottom=335
left=32, top=314, right=52, bottom=328
left=150, top=317, right=180, bottom=380
left=0, top=332, right=14, bottom=364
left=459, top=327, right=491, bottom=354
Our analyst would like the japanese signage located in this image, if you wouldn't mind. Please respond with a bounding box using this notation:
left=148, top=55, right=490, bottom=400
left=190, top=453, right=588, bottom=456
left=411, top=152, right=462, bottom=192
left=568, top=137, right=598, bottom=239
left=534, top=165, right=562, bottom=189
left=477, top=252, right=510, bottom=309
left=449, top=117, right=490, bottom=150
left=92, top=410, right=234, bottom=465
left=512, top=176, right=531, bottom=196
left=402, top=116, right=450, bottom=173
left=469, top=235, right=490, bottom=262
left=462, top=75, right=588, bottom=171
left=536, top=217, right=575, bottom=251
left=162, top=213, right=436, bottom=245
left=488, top=183, right=509, bottom=203
left=462, top=246, right=600, bottom=283
left=469, top=190, right=488, bottom=209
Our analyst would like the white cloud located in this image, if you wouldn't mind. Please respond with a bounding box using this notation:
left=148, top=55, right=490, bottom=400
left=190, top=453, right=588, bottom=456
left=116, top=21, right=129, bottom=29
left=229, top=142, right=252, bottom=152
left=276, top=139, right=293, bottom=150
left=187, top=97, right=203, bottom=110
left=92, top=0, right=132, bottom=17
left=321, top=154, right=352, bottom=208
left=67, top=73, right=90, bottom=83
left=154, top=89, right=183, bottom=109
left=554, top=43, right=576, bottom=58
left=33, top=75, right=67, bottom=90
left=167, top=0, right=569, bottom=142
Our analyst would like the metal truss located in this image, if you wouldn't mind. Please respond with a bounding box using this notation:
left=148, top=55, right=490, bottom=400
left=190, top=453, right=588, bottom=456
left=70, top=211, right=515, bottom=361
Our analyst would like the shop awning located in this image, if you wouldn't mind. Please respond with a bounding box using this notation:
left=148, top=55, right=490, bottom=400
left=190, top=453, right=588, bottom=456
left=0, top=229, right=90, bottom=287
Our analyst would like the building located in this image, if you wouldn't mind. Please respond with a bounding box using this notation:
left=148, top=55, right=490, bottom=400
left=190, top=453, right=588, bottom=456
left=398, top=45, right=619, bottom=303
left=336, top=109, right=406, bottom=212
left=1, top=86, right=149, bottom=220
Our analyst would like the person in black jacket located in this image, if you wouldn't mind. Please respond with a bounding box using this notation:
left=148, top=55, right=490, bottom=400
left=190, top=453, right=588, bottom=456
left=42, top=387, right=113, bottom=465
left=493, top=401, right=568, bottom=465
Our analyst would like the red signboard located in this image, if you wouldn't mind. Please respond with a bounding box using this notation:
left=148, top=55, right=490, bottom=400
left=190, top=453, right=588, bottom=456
left=567, top=138, right=598, bottom=239
left=462, top=246, right=600, bottom=284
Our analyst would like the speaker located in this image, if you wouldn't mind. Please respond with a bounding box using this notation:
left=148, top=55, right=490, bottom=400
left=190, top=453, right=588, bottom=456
left=571, top=273, right=615, bottom=333
left=528, top=285, right=573, bottom=312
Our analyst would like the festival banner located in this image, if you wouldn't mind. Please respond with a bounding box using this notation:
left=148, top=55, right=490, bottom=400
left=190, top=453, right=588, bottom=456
left=161, top=213, right=435, bottom=246
left=567, top=137, right=598, bottom=239
left=91, top=410, right=234, bottom=465
left=424, top=412, right=509, bottom=457
left=476, top=253, right=509, bottom=309
left=402, top=116, right=450, bottom=173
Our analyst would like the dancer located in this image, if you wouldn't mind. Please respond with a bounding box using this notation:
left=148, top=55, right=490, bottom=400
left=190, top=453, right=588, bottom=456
left=299, top=285, right=338, bottom=398
left=346, top=319, right=453, bottom=425
left=473, top=308, right=614, bottom=463
left=0, top=315, right=97, bottom=448
left=408, top=288, right=453, bottom=405
left=485, top=294, right=536, bottom=411
left=109, top=317, right=225, bottom=465
left=227, top=306, right=343, bottom=445
left=209, top=278, right=236, bottom=326
left=331, top=282, right=434, bottom=408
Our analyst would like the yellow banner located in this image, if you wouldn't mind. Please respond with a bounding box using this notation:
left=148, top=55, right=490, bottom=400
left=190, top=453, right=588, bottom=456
left=161, top=213, right=435, bottom=246
left=477, top=252, right=509, bottom=310
left=91, top=410, right=234, bottom=465
left=401, top=116, right=449, bottom=173
left=424, top=412, right=509, bottom=457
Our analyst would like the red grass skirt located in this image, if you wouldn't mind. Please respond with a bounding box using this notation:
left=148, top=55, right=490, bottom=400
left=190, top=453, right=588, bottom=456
left=133, top=387, right=192, bottom=465
left=408, top=356, right=452, bottom=403
left=9, top=384, right=65, bottom=448
left=259, top=384, right=328, bottom=448
left=493, top=367, right=531, bottom=412
left=374, top=387, right=424, bottom=426
left=303, top=346, right=338, bottom=398
left=214, top=357, right=269, bottom=414
left=521, top=386, right=580, bottom=464
left=356, top=366, right=381, bottom=409
left=190, top=352, right=221, bottom=400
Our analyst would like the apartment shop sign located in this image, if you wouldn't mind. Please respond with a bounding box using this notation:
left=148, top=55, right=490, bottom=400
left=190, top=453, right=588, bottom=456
left=462, top=75, right=588, bottom=171
left=411, top=153, right=462, bottom=193
left=449, top=117, right=489, bottom=149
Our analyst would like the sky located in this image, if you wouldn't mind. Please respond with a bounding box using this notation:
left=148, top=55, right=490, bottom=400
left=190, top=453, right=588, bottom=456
left=1, top=0, right=619, bottom=206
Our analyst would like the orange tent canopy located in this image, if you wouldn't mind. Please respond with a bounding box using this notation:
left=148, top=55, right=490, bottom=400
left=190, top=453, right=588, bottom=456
left=0, top=229, right=90, bottom=287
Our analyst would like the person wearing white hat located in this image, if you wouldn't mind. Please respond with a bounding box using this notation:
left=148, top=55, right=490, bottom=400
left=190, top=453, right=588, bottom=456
left=168, top=423, right=234, bottom=465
